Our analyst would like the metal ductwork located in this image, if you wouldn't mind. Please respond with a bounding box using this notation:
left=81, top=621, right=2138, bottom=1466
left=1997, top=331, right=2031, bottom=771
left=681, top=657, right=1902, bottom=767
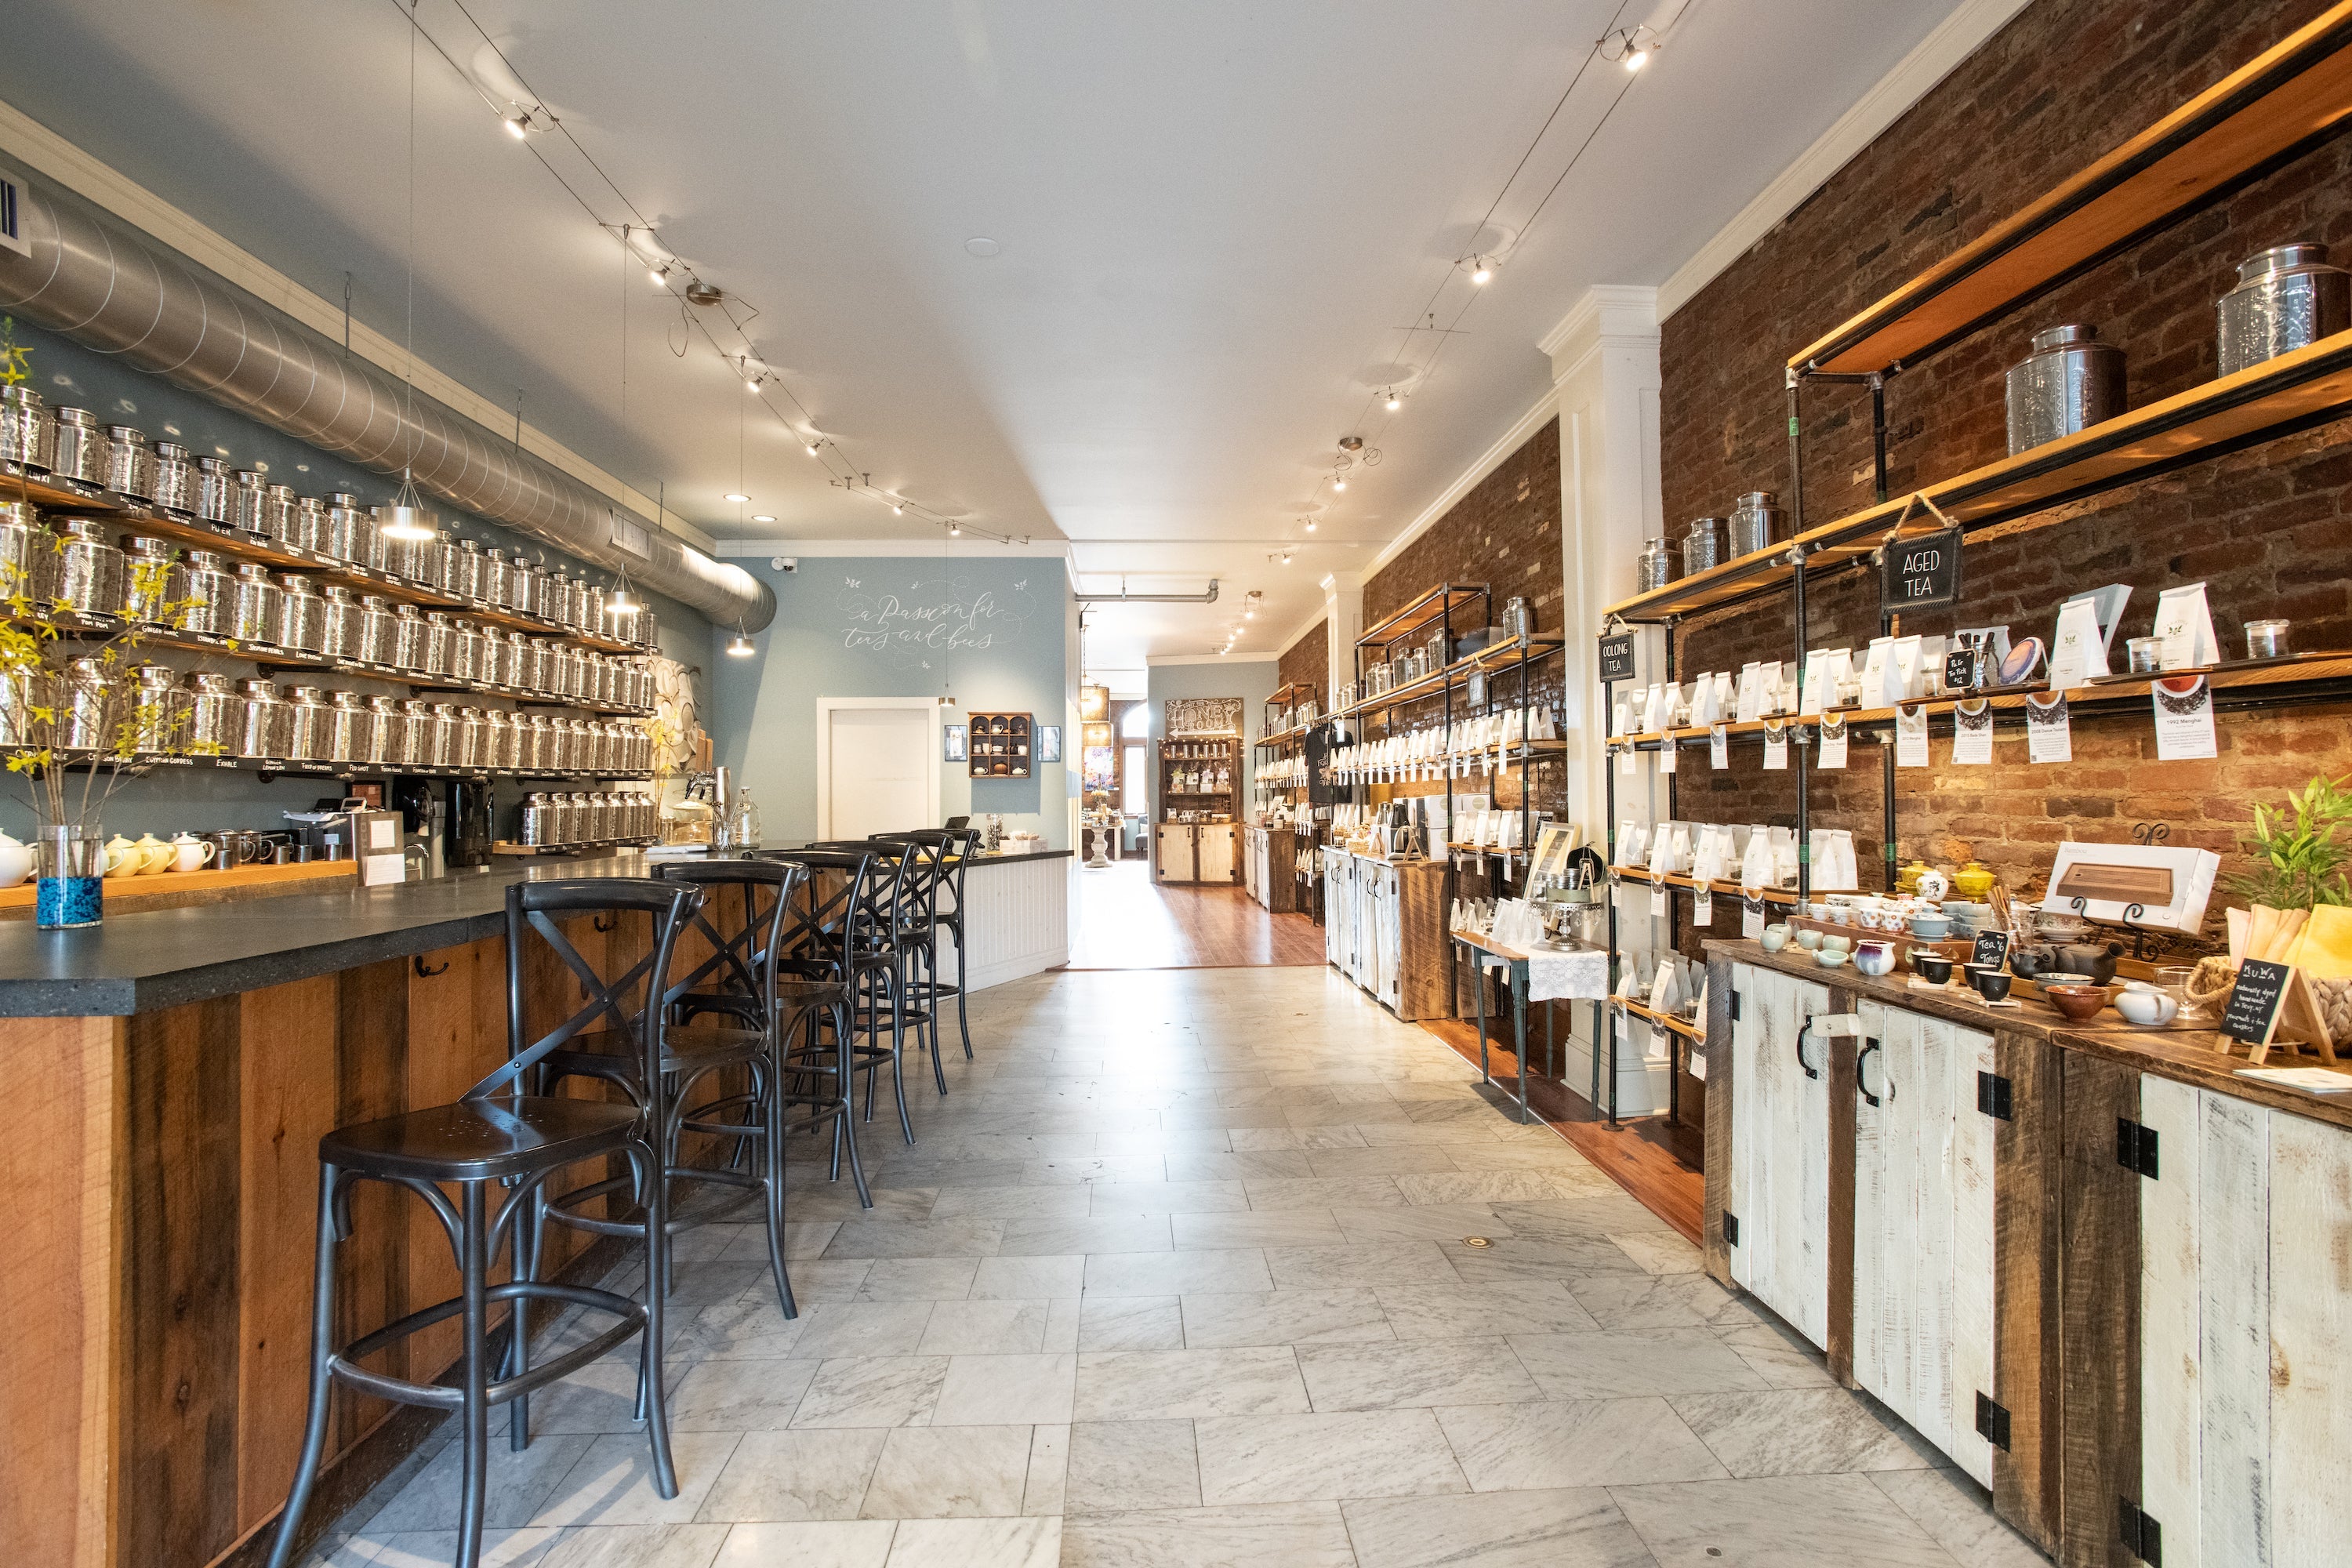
left=0, top=171, right=774, bottom=631
left=1074, top=579, right=1219, bottom=604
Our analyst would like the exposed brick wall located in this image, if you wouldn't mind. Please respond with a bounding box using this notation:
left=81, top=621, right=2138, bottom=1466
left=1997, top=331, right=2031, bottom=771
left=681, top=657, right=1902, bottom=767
left=1278, top=619, right=1329, bottom=706
left=1359, top=419, right=1569, bottom=822
left=1660, top=0, right=2352, bottom=951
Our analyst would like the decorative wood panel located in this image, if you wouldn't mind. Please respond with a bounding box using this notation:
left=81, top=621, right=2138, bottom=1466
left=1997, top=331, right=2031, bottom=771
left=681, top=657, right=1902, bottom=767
left=1727, top=966, right=1834, bottom=1350
left=1992, top=1029, right=2063, bottom=1554
left=1393, top=862, right=1452, bottom=1023
left=2197, top=1093, right=2270, bottom=1567
left=2057, top=1052, right=2140, bottom=1568
left=2137, top=1073, right=2204, bottom=1568
left=1700, top=958, right=1736, bottom=1286
left=2266, top=1110, right=2352, bottom=1566
left=1163, top=696, right=1242, bottom=736
left=1949, top=1019, right=1999, bottom=1490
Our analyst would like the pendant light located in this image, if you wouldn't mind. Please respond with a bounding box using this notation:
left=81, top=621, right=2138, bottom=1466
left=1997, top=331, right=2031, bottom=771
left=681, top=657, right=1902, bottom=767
left=727, top=619, right=754, bottom=657
left=379, top=465, right=437, bottom=541
left=381, top=19, right=437, bottom=546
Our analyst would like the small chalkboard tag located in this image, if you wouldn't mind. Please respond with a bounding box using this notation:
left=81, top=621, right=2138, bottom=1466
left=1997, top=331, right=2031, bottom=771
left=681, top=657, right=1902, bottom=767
left=1972, top=929, right=2011, bottom=971
left=1945, top=648, right=1977, bottom=691
left=1882, top=525, right=1963, bottom=614
left=1598, top=632, right=1637, bottom=684
left=2223, top=959, right=2295, bottom=1047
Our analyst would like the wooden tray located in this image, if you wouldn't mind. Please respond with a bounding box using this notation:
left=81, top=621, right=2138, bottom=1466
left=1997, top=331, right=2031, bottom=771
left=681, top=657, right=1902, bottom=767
left=0, top=858, right=354, bottom=920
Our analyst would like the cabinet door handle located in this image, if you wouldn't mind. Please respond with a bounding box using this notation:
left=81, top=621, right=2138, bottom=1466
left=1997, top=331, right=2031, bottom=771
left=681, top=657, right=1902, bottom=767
left=1795, top=1024, right=1820, bottom=1081
left=1856, top=1036, right=1883, bottom=1107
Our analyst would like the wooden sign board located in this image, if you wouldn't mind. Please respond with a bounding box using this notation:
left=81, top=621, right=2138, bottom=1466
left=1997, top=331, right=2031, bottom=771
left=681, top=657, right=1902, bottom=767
left=1881, top=526, right=1964, bottom=615
left=1165, top=696, right=1243, bottom=737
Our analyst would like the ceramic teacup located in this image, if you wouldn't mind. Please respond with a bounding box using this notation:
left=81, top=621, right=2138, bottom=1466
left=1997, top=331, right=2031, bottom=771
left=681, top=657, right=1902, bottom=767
left=1815, top=946, right=1851, bottom=968
left=1819, top=934, right=1852, bottom=953
left=1911, top=953, right=1955, bottom=985
left=1759, top=926, right=1791, bottom=953
left=1794, top=928, right=1824, bottom=950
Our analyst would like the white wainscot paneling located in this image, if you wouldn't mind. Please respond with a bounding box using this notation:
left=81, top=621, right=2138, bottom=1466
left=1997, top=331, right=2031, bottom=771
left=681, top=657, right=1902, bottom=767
left=941, top=856, right=1071, bottom=994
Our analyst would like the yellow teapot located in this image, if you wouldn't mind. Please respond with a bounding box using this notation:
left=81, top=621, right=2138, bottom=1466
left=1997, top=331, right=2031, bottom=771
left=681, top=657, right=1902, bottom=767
left=101, top=834, right=143, bottom=877
left=131, top=833, right=174, bottom=875
left=1952, top=860, right=1997, bottom=902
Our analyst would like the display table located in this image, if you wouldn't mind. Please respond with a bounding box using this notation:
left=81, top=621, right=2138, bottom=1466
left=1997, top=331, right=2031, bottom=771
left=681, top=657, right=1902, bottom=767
left=1450, top=928, right=1610, bottom=1121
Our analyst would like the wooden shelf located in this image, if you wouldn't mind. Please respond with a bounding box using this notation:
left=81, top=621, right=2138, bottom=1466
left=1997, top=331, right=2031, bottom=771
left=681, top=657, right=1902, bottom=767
left=1334, top=633, right=1567, bottom=722
left=2, top=462, right=652, bottom=655
left=1613, top=864, right=1803, bottom=908
left=1617, top=996, right=1704, bottom=1042
left=1789, top=2, right=2352, bottom=376
left=0, top=858, right=354, bottom=915
left=1356, top=583, right=1490, bottom=650
left=1610, top=325, right=2352, bottom=622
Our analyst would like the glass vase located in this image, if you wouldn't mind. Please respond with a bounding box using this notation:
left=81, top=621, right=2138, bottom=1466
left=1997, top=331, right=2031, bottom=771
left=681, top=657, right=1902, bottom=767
left=35, top=825, right=104, bottom=930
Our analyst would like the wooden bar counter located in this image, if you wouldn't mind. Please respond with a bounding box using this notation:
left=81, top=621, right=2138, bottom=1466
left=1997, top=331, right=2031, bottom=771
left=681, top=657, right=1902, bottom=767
left=1, top=852, right=695, bottom=1568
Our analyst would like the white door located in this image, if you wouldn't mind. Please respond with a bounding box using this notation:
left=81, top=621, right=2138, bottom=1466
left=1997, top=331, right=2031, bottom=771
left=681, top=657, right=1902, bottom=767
left=825, top=706, right=931, bottom=840
left=1727, top=964, right=1832, bottom=1349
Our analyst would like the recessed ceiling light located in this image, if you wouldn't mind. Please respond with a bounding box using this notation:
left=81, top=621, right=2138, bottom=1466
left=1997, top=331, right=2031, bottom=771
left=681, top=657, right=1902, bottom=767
left=724, top=492, right=750, bottom=503
left=752, top=514, right=776, bottom=523
left=964, top=238, right=1002, bottom=258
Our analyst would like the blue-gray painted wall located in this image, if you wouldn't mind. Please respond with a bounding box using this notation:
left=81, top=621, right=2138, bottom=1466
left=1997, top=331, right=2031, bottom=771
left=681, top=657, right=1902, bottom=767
left=706, top=557, right=1072, bottom=848
left=1144, top=659, right=1277, bottom=811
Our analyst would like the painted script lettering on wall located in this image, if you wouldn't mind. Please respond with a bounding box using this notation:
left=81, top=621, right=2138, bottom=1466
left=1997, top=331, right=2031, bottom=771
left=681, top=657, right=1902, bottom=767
left=836, top=574, right=1036, bottom=666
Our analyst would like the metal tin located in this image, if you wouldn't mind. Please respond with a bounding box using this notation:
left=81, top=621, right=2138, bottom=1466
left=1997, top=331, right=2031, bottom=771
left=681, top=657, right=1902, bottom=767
left=452, top=706, right=486, bottom=771
left=53, top=519, right=125, bottom=615
left=0, top=501, right=47, bottom=598
left=397, top=699, right=436, bottom=765
left=483, top=708, right=515, bottom=770
left=0, top=386, right=56, bottom=470
left=1728, top=490, right=1781, bottom=557
left=1681, top=517, right=1727, bottom=575
left=61, top=656, right=111, bottom=750
left=119, top=535, right=186, bottom=623
left=448, top=618, right=484, bottom=683
left=364, top=695, right=403, bottom=765
left=318, top=584, right=363, bottom=659
left=477, top=626, right=510, bottom=688
left=291, top=495, right=328, bottom=554
left=52, top=408, right=105, bottom=485
left=520, top=792, right=553, bottom=846
left=130, top=664, right=185, bottom=752
left=514, top=559, right=546, bottom=617
left=355, top=594, right=396, bottom=665
left=325, top=691, right=372, bottom=764
left=2217, top=242, right=2350, bottom=376
left=282, top=686, right=332, bottom=761
left=229, top=470, right=270, bottom=533
left=483, top=547, right=514, bottom=608
left=278, top=574, right=325, bottom=654
left=151, top=441, right=195, bottom=514
left=178, top=550, right=233, bottom=636
left=321, top=492, right=368, bottom=564
left=263, top=483, right=299, bottom=546
left=235, top=679, right=289, bottom=759
left=390, top=603, right=427, bottom=670
left=522, top=713, right=553, bottom=772
left=192, top=456, right=234, bottom=524
left=426, top=536, right=463, bottom=594
left=452, top=538, right=487, bottom=601
left=584, top=584, right=608, bottom=638
left=2005, top=324, right=2125, bottom=455
left=422, top=612, right=456, bottom=677
left=230, top=564, right=284, bottom=645
left=105, top=426, right=156, bottom=499
left=1635, top=536, right=1679, bottom=593
left=183, top=671, right=238, bottom=753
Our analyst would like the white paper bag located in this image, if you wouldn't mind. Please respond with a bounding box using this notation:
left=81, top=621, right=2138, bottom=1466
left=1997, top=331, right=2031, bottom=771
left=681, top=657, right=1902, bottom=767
left=2048, top=594, right=2111, bottom=689
left=2152, top=583, right=2220, bottom=670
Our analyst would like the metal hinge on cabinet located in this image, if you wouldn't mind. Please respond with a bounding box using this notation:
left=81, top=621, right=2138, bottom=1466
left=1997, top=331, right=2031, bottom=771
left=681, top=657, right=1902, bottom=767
left=1973, top=1392, right=2010, bottom=1450
left=2118, top=1499, right=2162, bottom=1566
left=1976, top=1071, right=2013, bottom=1121
left=2117, top=1118, right=2161, bottom=1178
left=1722, top=1212, right=1740, bottom=1247
left=1730, top=990, right=1742, bottom=1021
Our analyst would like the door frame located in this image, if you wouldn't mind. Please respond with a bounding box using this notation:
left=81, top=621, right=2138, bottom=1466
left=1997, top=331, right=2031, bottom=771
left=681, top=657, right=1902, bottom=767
left=815, top=696, right=943, bottom=840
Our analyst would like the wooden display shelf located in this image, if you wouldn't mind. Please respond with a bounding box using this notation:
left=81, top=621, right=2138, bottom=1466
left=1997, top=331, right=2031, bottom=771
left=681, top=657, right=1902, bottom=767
left=1617, top=996, right=1704, bottom=1041
left=1610, top=325, right=2352, bottom=623
left=2, top=461, right=651, bottom=655
left=1255, top=724, right=1312, bottom=747
left=1356, top=583, right=1490, bottom=651
left=1790, top=2, right=2352, bottom=376
left=1337, top=633, right=1566, bottom=721
left=0, top=857, right=353, bottom=919
left=1612, top=864, right=1803, bottom=907
left=1605, top=650, right=2352, bottom=749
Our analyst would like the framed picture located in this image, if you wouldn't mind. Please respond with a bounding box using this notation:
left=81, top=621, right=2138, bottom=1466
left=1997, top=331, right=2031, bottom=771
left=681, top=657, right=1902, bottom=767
left=1038, top=724, right=1063, bottom=763
left=943, top=724, right=968, bottom=762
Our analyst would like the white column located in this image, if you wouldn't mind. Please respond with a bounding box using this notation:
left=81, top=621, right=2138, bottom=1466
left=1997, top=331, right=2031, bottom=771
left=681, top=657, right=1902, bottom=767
left=1319, top=569, right=1363, bottom=714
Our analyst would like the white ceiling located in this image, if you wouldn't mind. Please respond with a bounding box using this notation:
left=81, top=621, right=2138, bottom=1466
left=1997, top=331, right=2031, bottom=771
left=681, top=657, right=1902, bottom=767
left=0, top=0, right=1968, bottom=666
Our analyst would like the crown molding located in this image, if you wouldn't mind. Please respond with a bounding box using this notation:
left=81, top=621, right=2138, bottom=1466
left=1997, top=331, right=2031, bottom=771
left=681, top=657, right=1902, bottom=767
left=1146, top=652, right=1278, bottom=667
left=1537, top=284, right=1661, bottom=361
left=0, top=93, right=719, bottom=554
left=1654, top=0, right=2034, bottom=319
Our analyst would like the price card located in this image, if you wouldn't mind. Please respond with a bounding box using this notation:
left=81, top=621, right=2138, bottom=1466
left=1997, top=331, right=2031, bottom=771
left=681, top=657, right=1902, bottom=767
left=1658, top=742, right=1677, bottom=775
left=1896, top=704, right=1930, bottom=767
left=1742, top=895, right=1766, bottom=939
left=1694, top=886, right=1713, bottom=926
left=2153, top=675, right=2218, bottom=761
left=1952, top=699, right=1994, bottom=764
left=2026, top=691, right=2072, bottom=764
left=1651, top=887, right=1668, bottom=918
left=1619, top=748, right=1638, bottom=775
left=1710, top=724, right=1729, bottom=769
left=1817, top=717, right=1849, bottom=770
left=1762, top=725, right=1788, bottom=770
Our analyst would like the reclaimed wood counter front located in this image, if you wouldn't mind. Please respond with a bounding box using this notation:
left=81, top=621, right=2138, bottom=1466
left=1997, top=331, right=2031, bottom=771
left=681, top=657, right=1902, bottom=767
left=0, top=853, right=683, bottom=1568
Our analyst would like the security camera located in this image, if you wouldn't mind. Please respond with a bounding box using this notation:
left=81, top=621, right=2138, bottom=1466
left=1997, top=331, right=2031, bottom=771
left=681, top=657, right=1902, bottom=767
left=771, top=557, right=798, bottom=572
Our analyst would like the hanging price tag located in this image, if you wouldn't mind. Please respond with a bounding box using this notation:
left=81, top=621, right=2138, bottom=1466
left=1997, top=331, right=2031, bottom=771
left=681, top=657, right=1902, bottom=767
left=1651, top=887, right=1668, bottom=918
left=1762, top=724, right=1788, bottom=771
left=1619, top=748, right=1638, bottom=775
left=1951, top=699, right=1994, bottom=764
left=1658, top=742, right=1677, bottom=774
left=2153, top=675, right=2218, bottom=760
left=2026, top=691, right=2072, bottom=764
left=1817, top=717, right=1849, bottom=770
left=1694, top=887, right=1714, bottom=926
left=1710, top=724, right=1729, bottom=769
left=1742, top=895, right=1766, bottom=939
left=1896, top=704, right=1929, bottom=767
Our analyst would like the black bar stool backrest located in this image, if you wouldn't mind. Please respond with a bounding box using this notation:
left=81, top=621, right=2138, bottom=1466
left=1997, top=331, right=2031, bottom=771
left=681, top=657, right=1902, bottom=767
left=867, top=833, right=947, bottom=931
left=477, top=877, right=701, bottom=1104
left=752, top=848, right=871, bottom=978
left=807, top=840, right=915, bottom=954
left=879, top=828, right=978, bottom=927
left=655, top=858, right=804, bottom=1031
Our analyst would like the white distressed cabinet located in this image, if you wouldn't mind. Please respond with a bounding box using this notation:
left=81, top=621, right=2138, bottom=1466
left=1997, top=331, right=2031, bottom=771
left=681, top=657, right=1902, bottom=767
left=1850, top=1000, right=1999, bottom=1487
left=1726, top=962, right=1835, bottom=1349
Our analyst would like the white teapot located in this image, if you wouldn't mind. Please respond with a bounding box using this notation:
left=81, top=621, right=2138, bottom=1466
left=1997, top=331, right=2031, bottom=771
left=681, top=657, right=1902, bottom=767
left=0, top=828, right=29, bottom=889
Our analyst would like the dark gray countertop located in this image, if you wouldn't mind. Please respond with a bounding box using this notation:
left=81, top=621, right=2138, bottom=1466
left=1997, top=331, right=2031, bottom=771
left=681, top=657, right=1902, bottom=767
left=0, top=844, right=1072, bottom=1018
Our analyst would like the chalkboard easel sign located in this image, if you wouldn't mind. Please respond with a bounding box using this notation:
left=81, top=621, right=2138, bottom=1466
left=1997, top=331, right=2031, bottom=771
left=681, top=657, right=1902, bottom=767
left=1882, top=526, right=1964, bottom=615
left=2223, top=959, right=2296, bottom=1047
left=1970, top=929, right=2011, bottom=971
left=1598, top=632, right=1637, bottom=684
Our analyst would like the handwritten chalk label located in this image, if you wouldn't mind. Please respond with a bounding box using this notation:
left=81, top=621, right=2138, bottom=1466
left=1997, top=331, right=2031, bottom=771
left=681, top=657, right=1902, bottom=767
left=1710, top=724, right=1729, bottom=769
left=2223, top=959, right=2295, bottom=1045
left=1743, top=895, right=1766, bottom=939
left=1896, top=705, right=1929, bottom=767
left=1881, top=525, right=1964, bottom=614
left=1945, top=648, right=1977, bottom=692
left=1598, top=632, right=1637, bottom=684
left=1972, top=929, right=2011, bottom=971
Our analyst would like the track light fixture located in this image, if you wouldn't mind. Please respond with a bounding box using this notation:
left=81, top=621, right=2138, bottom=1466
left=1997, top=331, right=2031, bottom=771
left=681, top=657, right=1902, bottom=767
left=753, top=514, right=775, bottom=523
left=949, top=521, right=962, bottom=536
left=1385, top=390, right=1402, bottom=411
left=1332, top=475, right=1347, bottom=492
left=805, top=441, right=822, bottom=456
left=1304, top=517, right=1317, bottom=532
left=1469, top=256, right=1493, bottom=285
left=650, top=263, right=671, bottom=289
left=1601, top=24, right=1661, bottom=71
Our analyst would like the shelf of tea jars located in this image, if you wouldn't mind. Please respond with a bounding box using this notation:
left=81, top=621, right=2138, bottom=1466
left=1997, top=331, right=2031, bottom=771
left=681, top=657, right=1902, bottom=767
left=5, top=746, right=654, bottom=784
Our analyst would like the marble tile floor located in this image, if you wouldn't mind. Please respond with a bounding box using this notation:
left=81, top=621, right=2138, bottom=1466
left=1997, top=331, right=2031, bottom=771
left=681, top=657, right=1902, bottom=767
left=306, top=966, right=2046, bottom=1567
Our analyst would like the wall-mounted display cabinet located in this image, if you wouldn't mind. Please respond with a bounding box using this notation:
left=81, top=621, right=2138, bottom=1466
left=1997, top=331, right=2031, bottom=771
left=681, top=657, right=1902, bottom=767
left=967, top=711, right=1033, bottom=778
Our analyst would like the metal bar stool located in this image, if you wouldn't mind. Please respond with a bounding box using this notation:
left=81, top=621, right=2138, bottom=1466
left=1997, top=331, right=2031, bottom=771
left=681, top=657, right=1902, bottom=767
left=872, top=827, right=978, bottom=1062
left=267, top=879, right=697, bottom=1568
left=861, top=834, right=951, bottom=1096
left=753, top=850, right=873, bottom=1207
left=763, top=848, right=913, bottom=1146
left=808, top=839, right=938, bottom=1109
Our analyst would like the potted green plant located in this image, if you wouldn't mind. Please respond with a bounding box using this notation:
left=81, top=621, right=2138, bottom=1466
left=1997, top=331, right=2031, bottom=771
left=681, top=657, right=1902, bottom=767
left=2226, top=771, right=2352, bottom=911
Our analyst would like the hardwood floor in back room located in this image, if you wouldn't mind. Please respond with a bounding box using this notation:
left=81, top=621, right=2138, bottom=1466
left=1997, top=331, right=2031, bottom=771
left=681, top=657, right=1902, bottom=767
left=301, top=965, right=2045, bottom=1568
left=1067, top=859, right=1325, bottom=970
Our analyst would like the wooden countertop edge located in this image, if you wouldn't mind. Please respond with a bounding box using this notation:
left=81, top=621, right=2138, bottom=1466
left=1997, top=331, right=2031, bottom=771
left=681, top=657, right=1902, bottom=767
left=1704, top=938, right=2352, bottom=1132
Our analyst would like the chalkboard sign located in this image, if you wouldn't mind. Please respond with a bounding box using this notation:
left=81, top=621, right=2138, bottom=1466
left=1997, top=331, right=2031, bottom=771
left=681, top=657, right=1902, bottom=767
left=1882, top=527, right=1964, bottom=614
left=1598, top=632, right=1637, bottom=684
left=2223, top=959, right=2295, bottom=1045
left=1945, top=648, right=1978, bottom=691
left=1971, top=929, right=2011, bottom=971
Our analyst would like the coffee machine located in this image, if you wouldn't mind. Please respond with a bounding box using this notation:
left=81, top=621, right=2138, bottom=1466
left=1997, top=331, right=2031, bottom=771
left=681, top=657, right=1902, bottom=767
left=446, top=778, right=495, bottom=868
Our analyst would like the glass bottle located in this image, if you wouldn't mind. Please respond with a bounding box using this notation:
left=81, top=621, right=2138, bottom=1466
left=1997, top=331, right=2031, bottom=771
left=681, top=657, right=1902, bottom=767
left=732, top=786, right=762, bottom=849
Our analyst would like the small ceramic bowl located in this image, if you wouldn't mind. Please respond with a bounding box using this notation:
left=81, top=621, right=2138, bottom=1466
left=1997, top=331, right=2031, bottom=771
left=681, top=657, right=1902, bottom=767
left=2115, top=986, right=2180, bottom=1025
left=1794, top=928, right=1824, bottom=950
left=1759, top=927, right=1791, bottom=953
left=1910, top=914, right=1951, bottom=940
left=2042, top=984, right=2109, bottom=1023
left=1911, top=954, right=1955, bottom=985
left=1814, top=946, right=1851, bottom=968
left=1820, top=934, right=1852, bottom=953
left=1971, top=967, right=2013, bottom=1003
